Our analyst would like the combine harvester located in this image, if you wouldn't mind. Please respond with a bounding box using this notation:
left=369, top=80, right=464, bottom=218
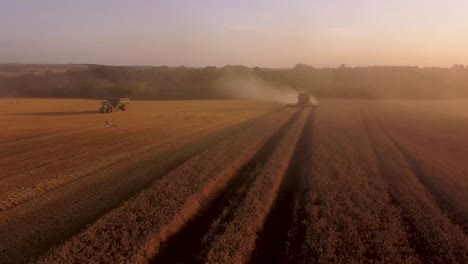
left=287, top=92, right=319, bottom=107
left=99, top=98, right=130, bottom=113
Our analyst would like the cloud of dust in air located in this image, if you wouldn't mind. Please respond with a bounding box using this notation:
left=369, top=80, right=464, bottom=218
left=215, top=70, right=318, bottom=104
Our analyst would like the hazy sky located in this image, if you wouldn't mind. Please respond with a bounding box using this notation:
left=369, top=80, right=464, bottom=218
left=1, top=0, right=467, bottom=67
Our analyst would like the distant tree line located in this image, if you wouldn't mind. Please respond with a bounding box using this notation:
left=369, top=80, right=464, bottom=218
left=1, top=64, right=468, bottom=99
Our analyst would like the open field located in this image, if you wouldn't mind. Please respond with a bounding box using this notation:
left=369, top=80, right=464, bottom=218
left=1, top=99, right=467, bottom=263
left=0, top=98, right=279, bottom=263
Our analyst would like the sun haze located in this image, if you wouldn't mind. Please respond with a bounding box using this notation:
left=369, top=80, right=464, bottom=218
left=3, top=1, right=468, bottom=264
left=1, top=0, right=467, bottom=67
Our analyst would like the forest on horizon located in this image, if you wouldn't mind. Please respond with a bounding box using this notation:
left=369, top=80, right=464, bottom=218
left=1, top=63, right=468, bottom=100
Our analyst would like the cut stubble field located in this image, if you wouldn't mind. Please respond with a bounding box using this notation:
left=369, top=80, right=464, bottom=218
left=0, top=99, right=280, bottom=263
left=0, top=98, right=467, bottom=263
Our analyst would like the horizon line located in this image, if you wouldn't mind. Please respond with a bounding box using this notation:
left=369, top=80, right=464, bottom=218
left=1, top=62, right=467, bottom=70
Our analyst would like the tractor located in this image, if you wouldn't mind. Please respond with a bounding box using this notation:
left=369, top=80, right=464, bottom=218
left=99, top=98, right=130, bottom=113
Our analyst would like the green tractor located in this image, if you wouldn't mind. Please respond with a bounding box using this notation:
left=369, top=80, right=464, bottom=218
left=99, top=98, right=130, bottom=113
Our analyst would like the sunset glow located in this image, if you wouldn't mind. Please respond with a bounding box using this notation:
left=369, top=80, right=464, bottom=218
left=1, top=0, right=467, bottom=67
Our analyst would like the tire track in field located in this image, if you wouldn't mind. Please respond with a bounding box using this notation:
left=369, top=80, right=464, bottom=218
left=0, top=134, right=192, bottom=212
left=0, top=120, right=210, bottom=180
left=362, top=111, right=468, bottom=263
left=202, top=110, right=308, bottom=263
left=361, top=112, right=428, bottom=263
left=375, top=119, right=468, bottom=233
left=0, top=113, right=221, bottom=173
left=34, top=109, right=296, bottom=264
left=0, top=110, right=283, bottom=264
left=0, top=117, right=248, bottom=212
left=249, top=108, right=316, bottom=264
left=0, top=126, right=97, bottom=147
left=151, top=109, right=304, bottom=264
left=0, top=126, right=140, bottom=167
left=0, top=126, right=141, bottom=169
left=0, top=112, right=270, bottom=209
left=0, top=126, right=101, bottom=156
left=0, top=111, right=271, bottom=174
left=0, top=114, right=213, bottom=163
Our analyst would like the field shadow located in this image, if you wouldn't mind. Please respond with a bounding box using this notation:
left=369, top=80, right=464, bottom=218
left=249, top=108, right=316, bottom=264
left=9, top=110, right=98, bottom=116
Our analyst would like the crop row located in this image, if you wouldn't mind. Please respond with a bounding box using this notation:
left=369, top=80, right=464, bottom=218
left=363, top=112, right=468, bottom=263
left=202, top=109, right=309, bottom=263
left=37, top=109, right=297, bottom=263
left=0, top=110, right=264, bottom=212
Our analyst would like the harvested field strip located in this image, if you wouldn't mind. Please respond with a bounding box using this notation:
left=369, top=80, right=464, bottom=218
left=0, top=121, right=172, bottom=164
left=0, top=109, right=281, bottom=264
left=152, top=109, right=308, bottom=264
left=0, top=135, right=184, bottom=212
left=0, top=112, right=266, bottom=211
left=362, top=112, right=468, bottom=263
left=37, top=109, right=297, bottom=264
left=249, top=109, right=315, bottom=264
left=0, top=111, right=243, bottom=171
left=0, top=99, right=278, bottom=144
left=0, top=126, right=119, bottom=159
left=0, top=110, right=234, bottom=161
left=0, top=122, right=218, bottom=211
left=0, top=114, right=230, bottom=177
left=0, top=126, right=99, bottom=148
left=0, top=122, right=198, bottom=177
left=0, top=109, right=275, bottom=163
left=203, top=109, right=309, bottom=264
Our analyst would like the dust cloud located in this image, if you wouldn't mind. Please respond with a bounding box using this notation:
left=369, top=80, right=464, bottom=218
left=216, top=71, right=318, bottom=104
